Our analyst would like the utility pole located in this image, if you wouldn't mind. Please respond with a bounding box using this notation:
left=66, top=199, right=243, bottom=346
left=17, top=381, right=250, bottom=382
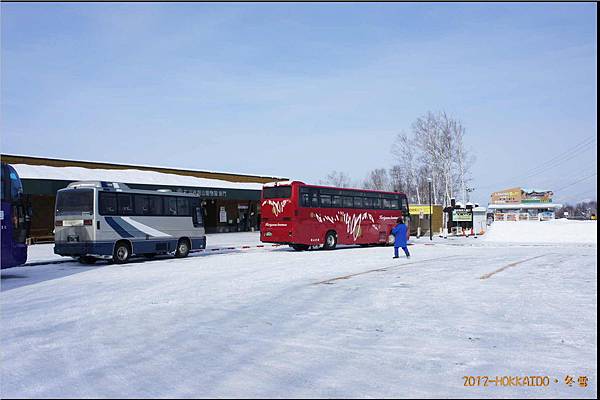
left=428, top=177, right=433, bottom=241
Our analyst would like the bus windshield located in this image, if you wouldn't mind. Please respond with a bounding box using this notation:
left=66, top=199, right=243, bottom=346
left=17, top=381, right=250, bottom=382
left=2, top=165, right=23, bottom=202
left=56, top=189, right=94, bottom=215
left=263, top=186, right=292, bottom=199
left=1, top=163, right=30, bottom=268
left=400, top=195, right=409, bottom=214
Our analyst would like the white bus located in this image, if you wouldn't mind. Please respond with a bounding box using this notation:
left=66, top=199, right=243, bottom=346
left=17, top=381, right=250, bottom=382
left=54, top=181, right=206, bottom=264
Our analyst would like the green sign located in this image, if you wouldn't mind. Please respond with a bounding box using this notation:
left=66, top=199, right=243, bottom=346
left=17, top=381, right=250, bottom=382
left=522, top=198, right=552, bottom=203
left=452, top=209, right=472, bottom=222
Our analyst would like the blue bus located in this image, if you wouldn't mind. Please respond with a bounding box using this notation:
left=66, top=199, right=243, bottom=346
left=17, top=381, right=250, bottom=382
left=1, top=162, right=30, bottom=268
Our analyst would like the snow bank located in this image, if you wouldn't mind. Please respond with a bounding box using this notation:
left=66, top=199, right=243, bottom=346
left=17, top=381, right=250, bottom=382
left=12, top=164, right=264, bottom=191
left=483, top=219, right=597, bottom=244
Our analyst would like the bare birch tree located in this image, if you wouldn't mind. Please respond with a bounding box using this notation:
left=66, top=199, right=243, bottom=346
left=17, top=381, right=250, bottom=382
left=319, top=171, right=352, bottom=188
left=449, top=117, right=474, bottom=203
left=391, top=133, right=420, bottom=203
left=412, top=112, right=445, bottom=204
left=391, top=111, right=474, bottom=206
left=388, top=165, right=405, bottom=194
left=363, top=168, right=391, bottom=191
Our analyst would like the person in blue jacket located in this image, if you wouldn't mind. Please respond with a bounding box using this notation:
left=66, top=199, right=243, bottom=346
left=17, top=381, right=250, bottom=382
left=391, top=217, right=410, bottom=259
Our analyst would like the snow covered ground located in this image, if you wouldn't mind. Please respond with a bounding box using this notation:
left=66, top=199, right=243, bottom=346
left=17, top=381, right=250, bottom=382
left=483, top=219, right=597, bottom=245
left=1, top=229, right=597, bottom=398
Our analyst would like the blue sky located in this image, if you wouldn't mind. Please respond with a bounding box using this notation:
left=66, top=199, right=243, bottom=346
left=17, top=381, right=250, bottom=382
left=1, top=3, right=596, bottom=205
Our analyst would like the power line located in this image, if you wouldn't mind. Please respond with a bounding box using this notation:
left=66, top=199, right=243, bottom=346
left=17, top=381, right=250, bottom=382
left=477, top=136, right=597, bottom=191
left=518, top=143, right=596, bottom=183
left=534, top=162, right=597, bottom=187
left=557, top=186, right=598, bottom=202
left=518, top=136, right=596, bottom=180
left=554, top=172, right=598, bottom=192
left=558, top=193, right=597, bottom=205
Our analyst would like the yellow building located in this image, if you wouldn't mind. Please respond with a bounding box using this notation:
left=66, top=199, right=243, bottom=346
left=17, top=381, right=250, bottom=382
left=408, top=204, right=443, bottom=236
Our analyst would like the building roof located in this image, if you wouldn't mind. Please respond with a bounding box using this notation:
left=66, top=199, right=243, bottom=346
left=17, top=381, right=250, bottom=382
left=491, top=187, right=553, bottom=195
left=522, top=188, right=553, bottom=194
left=1, top=153, right=286, bottom=184
left=488, top=203, right=563, bottom=210
left=11, top=163, right=267, bottom=191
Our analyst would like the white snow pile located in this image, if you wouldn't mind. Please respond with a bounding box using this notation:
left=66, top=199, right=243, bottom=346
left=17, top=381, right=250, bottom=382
left=11, top=164, right=265, bottom=191
left=483, top=219, right=597, bottom=244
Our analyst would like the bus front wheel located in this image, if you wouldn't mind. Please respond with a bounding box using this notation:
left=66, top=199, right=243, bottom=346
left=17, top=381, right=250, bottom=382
left=175, top=238, right=190, bottom=258
left=323, top=231, right=337, bottom=250
left=113, top=241, right=131, bottom=264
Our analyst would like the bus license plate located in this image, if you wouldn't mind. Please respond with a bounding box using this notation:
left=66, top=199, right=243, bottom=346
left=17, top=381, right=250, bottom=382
left=63, top=220, right=84, bottom=227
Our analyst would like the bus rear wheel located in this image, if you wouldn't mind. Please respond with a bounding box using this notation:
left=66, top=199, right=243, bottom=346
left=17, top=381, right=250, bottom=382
left=175, top=238, right=190, bottom=258
left=113, top=242, right=131, bottom=264
left=291, top=244, right=309, bottom=251
left=323, top=231, right=337, bottom=250
left=79, top=256, right=97, bottom=264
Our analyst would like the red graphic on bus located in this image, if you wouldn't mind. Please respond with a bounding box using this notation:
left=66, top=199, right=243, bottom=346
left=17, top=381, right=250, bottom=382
left=260, top=181, right=410, bottom=250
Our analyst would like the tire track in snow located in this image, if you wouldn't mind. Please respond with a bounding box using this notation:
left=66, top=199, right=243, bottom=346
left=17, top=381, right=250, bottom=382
left=479, top=254, right=549, bottom=280
left=312, top=255, right=469, bottom=285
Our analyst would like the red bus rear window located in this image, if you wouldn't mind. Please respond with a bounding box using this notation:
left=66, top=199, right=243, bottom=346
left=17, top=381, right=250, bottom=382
left=263, top=186, right=292, bottom=199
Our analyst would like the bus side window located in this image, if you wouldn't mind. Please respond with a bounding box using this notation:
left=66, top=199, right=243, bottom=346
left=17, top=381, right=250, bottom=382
left=332, top=196, right=341, bottom=207
left=363, top=197, right=372, bottom=209
left=300, top=193, right=310, bottom=207
left=177, top=197, right=190, bottom=216
left=148, top=196, right=163, bottom=215
left=166, top=197, right=178, bottom=216
left=310, top=194, right=319, bottom=207
left=134, top=195, right=149, bottom=215
left=342, top=196, right=353, bottom=208
left=354, top=197, right=362, bottom=208
left=372, top=198, right=381, bottom=209
left=118, top=194, right=133, bottom=215
left=320, top=195, right=331, bottom=208
left=99, top=192, right=117, bottom=215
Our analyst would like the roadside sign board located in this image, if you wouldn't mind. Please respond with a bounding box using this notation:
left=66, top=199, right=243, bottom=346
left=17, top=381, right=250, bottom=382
left=452, top=209, right=472, bottom=222
left=410, top=205, right=434, bottom=215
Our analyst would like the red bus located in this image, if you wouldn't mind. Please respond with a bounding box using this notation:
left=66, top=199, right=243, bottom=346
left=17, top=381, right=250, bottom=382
left=260, top=181, right=410, bottom=250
